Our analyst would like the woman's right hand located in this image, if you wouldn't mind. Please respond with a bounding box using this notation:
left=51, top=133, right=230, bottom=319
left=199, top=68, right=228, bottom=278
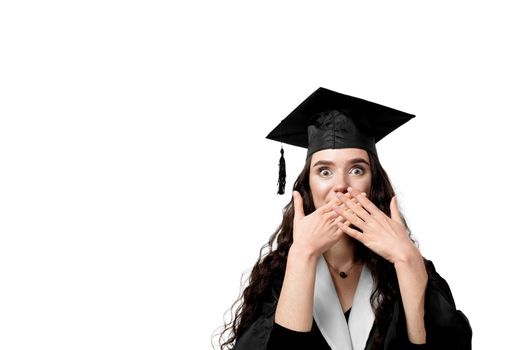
left=291, top=190, right=351, bottom=257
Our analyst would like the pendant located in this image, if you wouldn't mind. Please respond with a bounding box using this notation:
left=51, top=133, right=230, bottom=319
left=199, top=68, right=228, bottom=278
left=339, top=271, right=347, bottom=278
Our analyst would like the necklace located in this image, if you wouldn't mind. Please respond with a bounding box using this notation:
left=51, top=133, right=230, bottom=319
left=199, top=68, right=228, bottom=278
left=325, top=259, right=363, bottom=278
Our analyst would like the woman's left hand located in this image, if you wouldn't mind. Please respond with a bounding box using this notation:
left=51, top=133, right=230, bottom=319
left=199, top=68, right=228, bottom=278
left=331, top=186, right=419, bottom=264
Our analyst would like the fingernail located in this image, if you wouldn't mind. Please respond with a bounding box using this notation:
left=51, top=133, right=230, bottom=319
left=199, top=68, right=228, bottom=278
left=347, top=186, right=352, bottom=192
left=361, top=192, right=366, bottom=196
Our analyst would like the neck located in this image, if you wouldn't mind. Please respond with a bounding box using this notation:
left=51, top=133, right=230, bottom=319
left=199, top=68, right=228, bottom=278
left=323, top=235, right=359, bottom=270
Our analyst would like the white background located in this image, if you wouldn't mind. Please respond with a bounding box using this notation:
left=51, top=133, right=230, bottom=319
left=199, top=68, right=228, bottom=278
left=1, top=1, right=523, bottom=349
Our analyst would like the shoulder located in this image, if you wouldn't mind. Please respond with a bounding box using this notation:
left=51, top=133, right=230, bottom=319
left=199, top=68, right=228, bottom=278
left=268, top=274, right=283, bottom=304
left=233, top=276, right=283, bottom=350
left=236, top=275, right=281, bottom=332
left=421, top=257, right=456, bottom=306
left=419, top=259, right=473, bottom=348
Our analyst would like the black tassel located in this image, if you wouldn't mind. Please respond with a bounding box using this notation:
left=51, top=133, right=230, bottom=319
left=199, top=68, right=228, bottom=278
left=277, top=146, right=286, bottom=195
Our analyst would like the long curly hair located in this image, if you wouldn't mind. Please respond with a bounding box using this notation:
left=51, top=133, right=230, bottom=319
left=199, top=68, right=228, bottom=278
left=212, top=150, right=417, bottom=350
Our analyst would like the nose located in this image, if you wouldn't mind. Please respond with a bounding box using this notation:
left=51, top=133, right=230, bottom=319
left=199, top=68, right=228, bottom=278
left=333, top=172, right=351, bottom=195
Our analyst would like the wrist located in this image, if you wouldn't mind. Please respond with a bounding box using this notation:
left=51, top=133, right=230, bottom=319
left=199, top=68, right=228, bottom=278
left=393, top=244, right=423, bottom=267
left=289, top=243, right=318, bottom=262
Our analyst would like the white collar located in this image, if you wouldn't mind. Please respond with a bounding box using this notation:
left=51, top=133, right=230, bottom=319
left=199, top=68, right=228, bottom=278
left=313, top=255, right=376, bottom=350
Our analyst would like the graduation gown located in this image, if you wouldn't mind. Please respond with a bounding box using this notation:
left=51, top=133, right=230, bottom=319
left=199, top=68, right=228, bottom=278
left=233, top=258, right=472, bottom=350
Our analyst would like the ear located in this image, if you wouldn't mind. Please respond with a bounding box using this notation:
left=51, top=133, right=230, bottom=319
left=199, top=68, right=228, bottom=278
left=389, top=195, right=403, bottom=224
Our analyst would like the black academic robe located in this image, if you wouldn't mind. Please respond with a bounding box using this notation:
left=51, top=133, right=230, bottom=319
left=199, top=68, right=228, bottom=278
left=233, top=259, right=472, bottom=350
left=266, top=307, right=355, bottom=350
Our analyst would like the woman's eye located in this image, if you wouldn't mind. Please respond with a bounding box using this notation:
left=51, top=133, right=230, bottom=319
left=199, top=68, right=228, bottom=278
left=350, top=167, right=364, bottom=176
left=320, top=169, right=331, bottom=176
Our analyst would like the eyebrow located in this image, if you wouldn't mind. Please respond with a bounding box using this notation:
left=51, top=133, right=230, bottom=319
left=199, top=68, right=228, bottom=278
left=312, top=158, right=370, bottom=168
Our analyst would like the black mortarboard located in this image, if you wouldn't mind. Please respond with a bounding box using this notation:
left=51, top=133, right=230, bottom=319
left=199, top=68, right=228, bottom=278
left=266, top=87, right=415, bottom=195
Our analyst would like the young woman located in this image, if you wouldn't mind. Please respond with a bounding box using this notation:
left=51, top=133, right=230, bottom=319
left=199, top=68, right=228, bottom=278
left=216, top=87, right=472, bottom=350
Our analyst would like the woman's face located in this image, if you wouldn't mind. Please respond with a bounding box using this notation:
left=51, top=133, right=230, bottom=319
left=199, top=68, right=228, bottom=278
left=309, top=148, right=372, bottom=209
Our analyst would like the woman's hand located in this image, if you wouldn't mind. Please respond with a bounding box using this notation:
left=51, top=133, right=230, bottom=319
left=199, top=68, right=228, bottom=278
left=331, top=187, right=418, bottom=264
left=275, top=191, right=358, bottom=333
left=291, top=191, right=353, bottom=257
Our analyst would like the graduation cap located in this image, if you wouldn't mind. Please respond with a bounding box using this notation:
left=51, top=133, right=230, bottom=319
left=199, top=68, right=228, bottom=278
left=266, top=87, right=415, bottom=195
